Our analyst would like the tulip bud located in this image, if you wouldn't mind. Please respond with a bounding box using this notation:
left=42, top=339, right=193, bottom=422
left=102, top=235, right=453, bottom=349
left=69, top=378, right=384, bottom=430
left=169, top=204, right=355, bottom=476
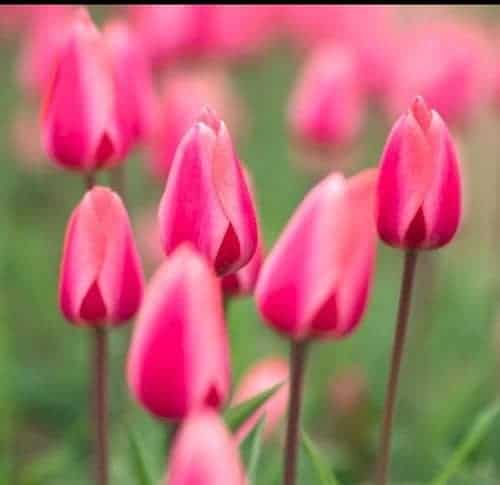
left=103, top=19, right=154, bottom=149
left=256, top=169, right=377, bottom=341
left=127, top=244, right=231, bottom=420
left=166, top=411, right=246, bottom=485
left=41, top=8, right=125, bottom=171
left=288, top=44, right=364, bottom=149
left=232, top=357, right=289, bottom=443
left=376, top=96, right=462, bottom=250
left=158, top=108, right=258, bottom=277
left=59, top=186, right=144, bottom=325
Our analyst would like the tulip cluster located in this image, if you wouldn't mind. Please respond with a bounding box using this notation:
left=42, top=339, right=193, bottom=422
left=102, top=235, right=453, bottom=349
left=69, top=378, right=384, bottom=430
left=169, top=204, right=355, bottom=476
left=24, top=5, right=471, bottom=485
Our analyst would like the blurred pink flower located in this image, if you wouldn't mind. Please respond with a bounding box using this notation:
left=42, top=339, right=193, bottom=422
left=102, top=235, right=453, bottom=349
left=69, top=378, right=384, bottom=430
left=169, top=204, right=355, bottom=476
left=284, top=6, right=400, bottom=95
left=158, top=108, right=258, bottom=277
left=134, top=208, right=164, bottom=270
left=17, top=5, right=76, bottom=95
left=232, top=357, right=289, bottom=443
left=147, top=66, right=245, bottom=179
left=385, top=19, right=492, bottom=127
left=59, top=186, right=144, bottom=326
left=41, top=8, right=127, bottom=171
left=103, top=19, right=155, bottom=150
left=166, top=411, right=246, bottom=485
left=256, top=169, right=377, bottom=341
left=288, top=44, right=364, bottom=149
left=128, top=5, right=278, bottom=67
left=127, top=244, right=231, bottom=421
left=376, top=96, right=463, bottom=250
left=10, top=106, right=45, bottom=169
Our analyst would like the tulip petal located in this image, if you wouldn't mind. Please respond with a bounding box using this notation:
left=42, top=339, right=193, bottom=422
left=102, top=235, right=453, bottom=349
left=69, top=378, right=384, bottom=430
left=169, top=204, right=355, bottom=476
left=158, top=124, right=230, bottom=268
left=127, top=245, right=230, bottom=420
left=167, top=411, right=246, bottom=485
left=212, top=121, right=258, bottom=275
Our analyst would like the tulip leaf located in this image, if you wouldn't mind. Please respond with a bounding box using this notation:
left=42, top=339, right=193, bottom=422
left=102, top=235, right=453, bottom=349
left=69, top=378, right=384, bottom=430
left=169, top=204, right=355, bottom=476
left=127, top=426, right=155, bottom=485
left=240, top=414, right=266, bottom=484
left=302, top=430, right=341, bottom=485
left=224, top=382, right=284, bottom=432
left=431, top=401, right=500, bottom=485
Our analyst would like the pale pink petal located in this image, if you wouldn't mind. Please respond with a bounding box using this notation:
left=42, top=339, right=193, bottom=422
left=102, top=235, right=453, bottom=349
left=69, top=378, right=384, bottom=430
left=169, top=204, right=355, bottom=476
left=167, top=411, right=246, bottom=485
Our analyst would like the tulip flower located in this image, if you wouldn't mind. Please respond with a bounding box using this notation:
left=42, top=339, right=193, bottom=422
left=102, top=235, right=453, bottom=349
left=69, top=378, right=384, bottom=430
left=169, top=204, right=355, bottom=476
left=374, top=98, right=463, bottom=485
left=41, top=8, right=125, bottom=171
left=166, top=411, right=246, bottom=485
left=148, top=67, right=245, bottom=179
left=256, top=169, right=377, bottom=340
left=59, top=186, right=144, bottom=325
left=288, top=44, right=364, bottom=149
left=376, top=96, right=462, bottom=250
left=158, top=108, right=258, bottom=277
left=103, top=19, right=154, bottom=150
left=255, top=169, right=377, bottom=485
left=127, top=244, right=231, bottom=420
left=232, top=357, right=289, bottom=443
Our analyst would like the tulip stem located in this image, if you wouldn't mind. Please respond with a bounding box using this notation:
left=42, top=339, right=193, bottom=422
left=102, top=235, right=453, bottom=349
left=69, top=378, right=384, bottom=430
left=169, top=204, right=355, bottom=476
left=85, top=172, right=96, bottom=191
left=93, top=327, right=109, bottom=485
left=375, top=250, right=418, bottom=485
left=284, top=340, right=309, bottom=485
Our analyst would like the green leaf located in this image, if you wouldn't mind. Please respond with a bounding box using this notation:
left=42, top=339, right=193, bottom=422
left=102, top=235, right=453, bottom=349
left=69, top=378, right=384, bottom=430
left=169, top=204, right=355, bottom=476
left=224, top=382, right=284, bottom=432
left=240, top=414, right=266, bottom=484
left=127, top=426, right=155, bottom=485
left=301, top=431, right=341, bottom=485
left=431, top=401, right=500, bottom=485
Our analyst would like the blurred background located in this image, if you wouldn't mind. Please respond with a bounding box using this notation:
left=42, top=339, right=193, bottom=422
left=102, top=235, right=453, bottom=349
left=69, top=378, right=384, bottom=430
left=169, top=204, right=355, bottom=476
left=1, top=4, right=500, bottom=484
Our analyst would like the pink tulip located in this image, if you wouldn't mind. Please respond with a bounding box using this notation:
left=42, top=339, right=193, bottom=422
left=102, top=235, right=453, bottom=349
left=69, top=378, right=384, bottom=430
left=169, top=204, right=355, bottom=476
left=288, top=44, right=364, bottom=148
left=232, top=357, right=289, bottom=443
left=59, top=186, right=144, bottom=325
left=256, top=169, right=377, bottom=340
left=147, top=67, right=245, bottom=179
left=134, top=208, right=164, bottom=271
left=127, top=244, right=231, bottom=420
left=376, top=96, right=463, bottom=250
left=158, top=108, right=258, bottom=277
left=103, top=19, right=154, bottom=149
left=385, top=20, right=492, bottom=127
left=41, top=8, right=125, bottom=171
left=166, top=411, right=246, bottom=485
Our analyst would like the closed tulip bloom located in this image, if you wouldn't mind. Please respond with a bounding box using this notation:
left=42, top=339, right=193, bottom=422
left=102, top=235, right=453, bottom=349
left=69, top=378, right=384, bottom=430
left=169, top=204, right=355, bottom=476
left=41, top=8, right=124, bottom=171
left=127, top=244, right=231, bottom=420
left=256, top=169, right=377, bottom=340
left=103, top=19, right=154, bottom=149
left=158, top=108, right=258, bottom=277
left=59, top=186, right=144, bottom=325
left=166, top=411, right=246, bottom=485
left=232, top=357, right=289, bottom=443
left=288, top=45, right=364, bottom=148
left=376, top=96, right=462, bottom=250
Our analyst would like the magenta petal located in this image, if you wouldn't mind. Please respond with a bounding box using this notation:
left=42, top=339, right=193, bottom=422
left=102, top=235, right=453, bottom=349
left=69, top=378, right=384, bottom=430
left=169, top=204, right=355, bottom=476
left=167, top=411, right=246, bottom=485
left=158, top=123, right=229, bottom=268
left=127, top=245, right=230, bottom=420
left=211, top=122, right=258, bottom=275
left=42, top=9, right=121, bottom=170
left=256, top=174, right=347, bottom=339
